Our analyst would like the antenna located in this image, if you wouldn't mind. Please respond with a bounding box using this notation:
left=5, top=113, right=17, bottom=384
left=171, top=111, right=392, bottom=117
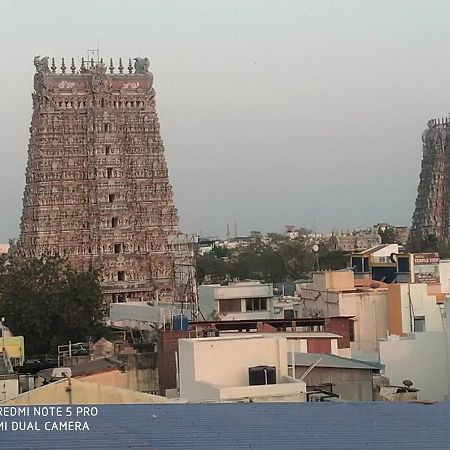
left=87, top=39, right=100, bottom=66
left=234, top=220, right=238, bottom=238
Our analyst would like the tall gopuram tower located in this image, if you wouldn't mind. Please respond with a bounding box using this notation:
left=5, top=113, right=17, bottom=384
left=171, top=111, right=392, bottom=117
left=19, top=55, right=195, bottom=305
left=409, top=117, right=450, bottom=249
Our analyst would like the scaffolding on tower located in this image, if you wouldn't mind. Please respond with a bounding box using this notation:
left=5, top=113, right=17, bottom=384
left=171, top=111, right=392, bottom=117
left=168, top=233, right=200, bottom=320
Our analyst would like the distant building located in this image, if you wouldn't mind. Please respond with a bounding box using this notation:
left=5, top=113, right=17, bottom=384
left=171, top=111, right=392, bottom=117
left=198, top=281, right=274, bottom=320
left=351, top=244, right=400, bottom=283
left=0, top=244, right=9, bottom=254
left=408, top=117, right=450, bottom=248
left=351, top=247, right=446, bottom=291
left=328, top=230, right=381, bottom=252
left=297, top=268, right=446, bottom=367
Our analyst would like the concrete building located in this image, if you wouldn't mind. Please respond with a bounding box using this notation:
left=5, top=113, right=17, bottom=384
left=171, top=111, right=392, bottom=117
left=378, top=283, right=447, bottom=402
left=328, top=231, right=381, bottom=252
left=178, top=335, right=306, bottom=403
left=190, top=316, right=354, bottom=358
left=386, top=283, right=444, bottom=335
left=351, top=244, right=400, bottom=283
left=1, top=378, right=169, bottom=406
left=198, top=281, right=274, bottom=320
left=379, top=332, right=448, bottom=402
left=271, top=296, right=302, bottom=319
left=0, top=351, right=19, bottom=402
left=298, top=270, right=446, bottom=363
left=109, top=301, right=190, bottom=329
left=294, top=352, right=382, bottom=401
left=37, top=356, right=158, bottom=394
left=297, top=271, right=389, bottom=360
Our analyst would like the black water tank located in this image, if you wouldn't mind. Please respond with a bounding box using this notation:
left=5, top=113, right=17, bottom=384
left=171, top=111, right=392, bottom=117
left=248, top=366, right=276, bottom=385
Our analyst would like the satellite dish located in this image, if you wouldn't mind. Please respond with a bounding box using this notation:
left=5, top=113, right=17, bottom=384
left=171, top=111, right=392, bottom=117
left=312, top=244, right=319, bottom=253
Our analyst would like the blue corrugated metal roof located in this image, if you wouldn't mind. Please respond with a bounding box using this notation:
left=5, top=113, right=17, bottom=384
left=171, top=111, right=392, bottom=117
left=0, top=402, right=448, bottom=449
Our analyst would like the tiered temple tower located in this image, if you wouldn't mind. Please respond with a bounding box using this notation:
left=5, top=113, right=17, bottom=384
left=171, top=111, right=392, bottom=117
left=409, top=117, right=450, bottom=249
left=19, top=55, right=194, bottom=304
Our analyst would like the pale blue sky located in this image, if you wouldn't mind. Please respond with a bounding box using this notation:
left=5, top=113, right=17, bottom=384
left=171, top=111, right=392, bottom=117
left=1, top=0, right=450, bottom=240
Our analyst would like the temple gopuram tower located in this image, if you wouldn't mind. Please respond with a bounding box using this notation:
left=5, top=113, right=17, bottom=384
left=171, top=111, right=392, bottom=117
left=19, top=55, right=195, bottom=305
left=409, top=117, right=450, bottom=249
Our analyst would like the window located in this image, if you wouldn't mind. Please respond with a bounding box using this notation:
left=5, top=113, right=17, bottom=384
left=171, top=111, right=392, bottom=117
left=245, top=298, right=267, bottom=311
left=107, top=168, right=113, bottom=178
left=103, top=123, right=110, bottom=132
left=349, top=320, right=355, bottom=342
left=114, top=243, right=123, bottom=254
left=111, top=217, right=118, bottom=228
left=108, top=193, right=115, bottom=203
left=105, top=145, right=111, bottom=155
left=117, top=271, right=125, bottom=281
left=414, top=316, right=426, bottom=332
left=218, top=299, right=241, bottom=313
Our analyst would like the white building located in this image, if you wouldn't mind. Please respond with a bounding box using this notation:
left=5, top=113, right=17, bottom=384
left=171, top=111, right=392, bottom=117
left=378, top=283, right=447, bottom=401
left=379, top=332, right=448, bottom=402
left=109, top=301, right=189, bottom=330
left=198, top=281, right=274, bottom=321
left=178, top=335, right=306, bottom=403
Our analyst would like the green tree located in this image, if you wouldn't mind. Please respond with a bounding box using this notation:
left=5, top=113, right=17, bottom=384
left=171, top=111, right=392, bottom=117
left=277, top=238, right=315, bottom=280
left=378, top=226, right=398, bottom=244
left=318, top=248, right=349, bottom=270
left=0, top=255, right=106, bottom=357
left=196, top=254, right=228, bottom=283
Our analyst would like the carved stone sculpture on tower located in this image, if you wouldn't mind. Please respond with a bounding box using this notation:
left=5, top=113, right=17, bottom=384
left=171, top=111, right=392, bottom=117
left=409, top=117, right=450, bottom=250
left=19, top=55, right=193, bottom=304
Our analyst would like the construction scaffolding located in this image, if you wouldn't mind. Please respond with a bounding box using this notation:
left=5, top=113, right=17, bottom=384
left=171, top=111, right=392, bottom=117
left=168, top=233, right=199, bottom=320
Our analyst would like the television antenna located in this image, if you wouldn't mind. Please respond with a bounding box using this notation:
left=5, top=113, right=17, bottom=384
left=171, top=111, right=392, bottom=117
left=87, top=38, right=101, bottom=65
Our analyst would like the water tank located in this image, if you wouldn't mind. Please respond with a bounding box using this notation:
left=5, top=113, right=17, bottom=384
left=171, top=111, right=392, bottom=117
left=172, top=314, right=189, bottom=331
left=248, top=366, right=276, bottom=386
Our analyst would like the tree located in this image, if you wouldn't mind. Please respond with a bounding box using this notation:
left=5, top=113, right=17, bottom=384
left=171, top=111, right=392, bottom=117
left=196, top=254, right=228, bottom=284
left=277, top=238, right=315, bottom=280
left=378, top=226, right=398, bottom=245
left=0, top=254, right=106, bottom=357
left=318, top=248, right=349, bottom=270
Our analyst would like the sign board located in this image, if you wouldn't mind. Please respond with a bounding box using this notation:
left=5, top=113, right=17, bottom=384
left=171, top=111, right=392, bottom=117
left=413, top=253, right=440, bottom=283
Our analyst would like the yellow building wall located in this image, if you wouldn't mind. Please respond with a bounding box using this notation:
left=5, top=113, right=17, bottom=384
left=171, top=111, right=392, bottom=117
left=80, top=370, right=128, bottom=389
left=2, top=336, right=25, bottom=364
left=1, top=378, right=169, bottom=405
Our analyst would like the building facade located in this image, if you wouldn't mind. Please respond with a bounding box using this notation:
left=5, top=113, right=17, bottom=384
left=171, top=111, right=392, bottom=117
left=178, top=335, right=306, bottom=402
left=19, top=56, right=193, bottom=304
left=198, top=281, right=274, bottom=320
